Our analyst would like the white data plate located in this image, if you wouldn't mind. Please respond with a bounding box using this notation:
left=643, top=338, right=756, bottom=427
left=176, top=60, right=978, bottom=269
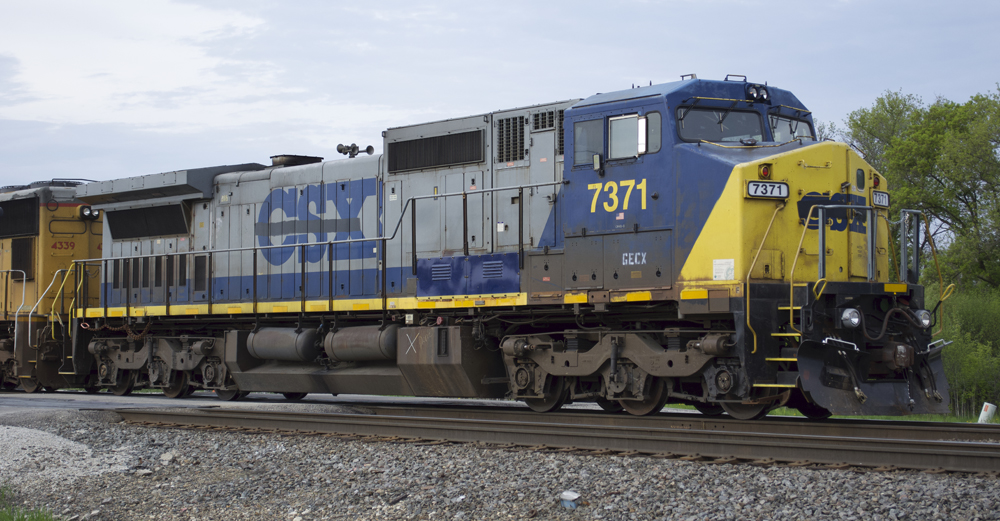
left=746, top=181, right=789, bottom=199
left=872, top=190, right=890, bottom=208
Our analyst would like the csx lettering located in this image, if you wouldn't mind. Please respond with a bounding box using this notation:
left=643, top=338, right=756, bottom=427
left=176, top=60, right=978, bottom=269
left=588, top=179, right=647, bottom=213
left=622, top=252, right=647, bottom=265
left=797, top=193, right=867, bottom=233
left=256, top=178, right=379, bottom=266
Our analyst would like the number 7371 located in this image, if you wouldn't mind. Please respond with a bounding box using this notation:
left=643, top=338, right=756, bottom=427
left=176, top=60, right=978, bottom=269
left=588, top=179, right=647, bottom=213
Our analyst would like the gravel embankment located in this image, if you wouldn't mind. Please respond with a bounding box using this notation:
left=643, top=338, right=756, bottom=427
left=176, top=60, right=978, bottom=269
left=0, top=407, right=997, bottom=520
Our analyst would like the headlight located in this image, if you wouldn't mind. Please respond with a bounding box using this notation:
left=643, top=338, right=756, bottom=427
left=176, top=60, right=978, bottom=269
left=841, top=308, right=862, bottom=328
left=759, top=88, right=769, bottom=101
left=748, top=86, right=758, bottom=99
left=915, top=310, right=932, bottom=328
left=82, top=206, right=92, bottom=217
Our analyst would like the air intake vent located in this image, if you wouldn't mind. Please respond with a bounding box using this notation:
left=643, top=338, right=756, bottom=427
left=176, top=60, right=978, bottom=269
left=557, top=109, right=565, bottom=155
left=533, top=111, right=555, bottom=131
left=387, top=130, right=484, bottom=173
left=482, top=260, right=503, bottom=279
left=0, top=197, right=39, bottom=239
left=496, top=116, right=525, bottom=163
left=431, top=264, right=452, bottom=281
left=106, top=204, right=189, bottom=240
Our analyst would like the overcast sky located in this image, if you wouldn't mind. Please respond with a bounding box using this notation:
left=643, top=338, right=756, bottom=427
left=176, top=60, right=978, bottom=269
left=1, top=0, right=997, bottom=186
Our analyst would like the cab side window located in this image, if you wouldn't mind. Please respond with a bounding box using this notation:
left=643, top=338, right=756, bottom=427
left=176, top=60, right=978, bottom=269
left=573, top=119, right=604, bottom=165
left=608, top=112, right=661, bottom=160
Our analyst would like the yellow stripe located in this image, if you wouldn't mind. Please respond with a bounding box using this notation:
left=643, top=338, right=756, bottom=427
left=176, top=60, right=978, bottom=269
left=625, top=291, right=652, bottom=302
left=884, top=283, right=907, bottom=294
left=753, top=383, right=797, bottom=388
left=770, top=333, right=801, bottom=337
left=564, top=293, right=588, bottom=304
left=681, top=289, right=708, bottom=300
left=85, top=292, right=529, bottom=317
left=765, top=358, right=797, bottom=362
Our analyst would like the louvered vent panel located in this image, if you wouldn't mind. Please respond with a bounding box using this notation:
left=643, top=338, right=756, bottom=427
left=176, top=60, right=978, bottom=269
left=387, top=130, right=484, bottom=173
left=0, top=197, right=39, bottom=239
left=496, top=116, right=525, bottom=163
left=482, top=261, right=504, bottom=279
left=532, top=111, right=555, bottom=131
left=557, top=110, right=565, bottom=155
left=431, top=264, right=452, bottom=281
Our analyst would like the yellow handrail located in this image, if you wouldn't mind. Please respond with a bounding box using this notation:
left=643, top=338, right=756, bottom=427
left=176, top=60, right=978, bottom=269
left=48, top=271, right=72, bottom=340
left=787, top=205, right=820, bottom=334
left=745, top=203, right=785, bottom=354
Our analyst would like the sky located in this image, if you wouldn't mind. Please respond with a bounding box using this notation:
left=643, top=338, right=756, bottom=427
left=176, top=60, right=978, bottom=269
left=1, top=0, right=997, bottom=186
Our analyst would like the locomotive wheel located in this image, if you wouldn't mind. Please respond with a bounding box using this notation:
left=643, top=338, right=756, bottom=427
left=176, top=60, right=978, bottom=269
left=525, top=376, right=569, bottom=413
left=620, top=377, right=669, bottom=416
left=20, top=377, right=42, bottom=393
left=214, top=389, right=242, bottom=401
left=596, top=397, right=624, bottom=413
left=282, top=392, right=307, bottom=401
left=163, top=371, right=190, bottom=399
left=721, top=402, right=770, bottom=420
left=112, top=370, right=134, bottom=396
left=693, top=403, right=725, bottom=416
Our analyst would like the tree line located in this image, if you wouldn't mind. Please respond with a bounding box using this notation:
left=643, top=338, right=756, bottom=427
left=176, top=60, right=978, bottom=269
left=823, top=87, right=1000, bottom=417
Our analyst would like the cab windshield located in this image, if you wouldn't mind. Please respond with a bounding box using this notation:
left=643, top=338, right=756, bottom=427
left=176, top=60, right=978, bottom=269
left=769, top=115, right=815, bottom=142
left=676, top=107, right=763, bottom=143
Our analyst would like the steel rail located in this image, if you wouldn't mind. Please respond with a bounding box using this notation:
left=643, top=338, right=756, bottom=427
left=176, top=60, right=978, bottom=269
left=357, top=405, right=1000, bottom=443
left=113, top=407, right=1000, bottom=473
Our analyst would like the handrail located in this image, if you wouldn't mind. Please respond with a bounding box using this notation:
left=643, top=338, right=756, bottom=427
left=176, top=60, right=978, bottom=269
left=48, top=270, right=72, bottom=339
left=0, top=270, right=27, bottom=354
left=787, top=204, right=876, bottom=333
left=28, top=269, right=68, bottom=348
left=745, top=203, right=785, bottom=354
left=73, top=180, right=564, bottom=316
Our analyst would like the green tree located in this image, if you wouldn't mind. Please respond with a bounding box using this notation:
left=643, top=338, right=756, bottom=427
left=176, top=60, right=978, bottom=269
left=841, top=90, right=923, bottom=174
left=887, top=91, right=1000, bottom=287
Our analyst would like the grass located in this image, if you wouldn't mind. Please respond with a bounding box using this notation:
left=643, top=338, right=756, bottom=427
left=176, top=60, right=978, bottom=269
left=0, top=487, right=55, bottom=521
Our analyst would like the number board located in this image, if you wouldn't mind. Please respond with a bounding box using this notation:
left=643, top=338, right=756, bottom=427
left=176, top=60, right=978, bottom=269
left=746, top=181, right=789, bottom=200
left=872, top=190, right=890, bottom=208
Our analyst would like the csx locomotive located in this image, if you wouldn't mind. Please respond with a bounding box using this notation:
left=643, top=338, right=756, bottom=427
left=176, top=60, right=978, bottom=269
left=0, top=76, right=950, bottom=419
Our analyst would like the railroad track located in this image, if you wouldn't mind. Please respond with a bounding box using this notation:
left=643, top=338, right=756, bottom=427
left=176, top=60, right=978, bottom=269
left=113, top=405, right=1000, bottom=474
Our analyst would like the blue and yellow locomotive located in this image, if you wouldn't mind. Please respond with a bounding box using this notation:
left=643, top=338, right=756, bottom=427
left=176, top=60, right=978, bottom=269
left=59, top=75, right=948, bottom=418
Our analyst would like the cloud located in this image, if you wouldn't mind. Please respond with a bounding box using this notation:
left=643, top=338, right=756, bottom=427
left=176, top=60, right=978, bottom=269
left=0, top=0, right=276, bottom=129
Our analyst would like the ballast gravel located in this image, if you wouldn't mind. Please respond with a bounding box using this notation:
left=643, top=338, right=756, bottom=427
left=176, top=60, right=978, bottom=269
left=0, top=407, right=998, bottom=521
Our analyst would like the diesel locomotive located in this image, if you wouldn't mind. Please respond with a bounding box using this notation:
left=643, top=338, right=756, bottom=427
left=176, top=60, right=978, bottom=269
left=2, top=76, right=950, bottom=419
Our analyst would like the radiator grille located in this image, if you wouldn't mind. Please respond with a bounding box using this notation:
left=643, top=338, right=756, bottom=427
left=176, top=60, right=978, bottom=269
left=431, top=264, right=452, bottom=281
left=496, top=116, right=525, bottom=163
left=482, top=260, right=503, bottom=279
left=387, top=130, right=484, bottom=173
